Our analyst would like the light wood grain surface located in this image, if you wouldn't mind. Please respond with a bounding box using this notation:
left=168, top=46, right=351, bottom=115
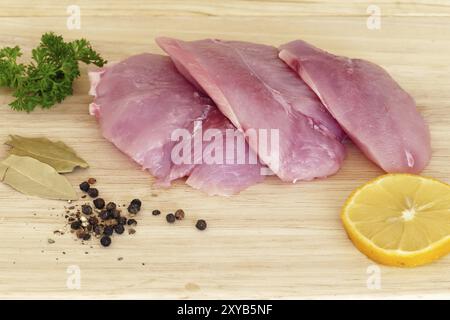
left=0, top=0, right=449, bottom=299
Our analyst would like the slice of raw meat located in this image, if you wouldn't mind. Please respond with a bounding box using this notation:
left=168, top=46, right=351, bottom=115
left=89, top=53, right=264, bottom=195
left=156, top=37, right=346, bottom=182
left=185, top=107, right=265, bottom=196
left=279, top=40, right=431, bottom=173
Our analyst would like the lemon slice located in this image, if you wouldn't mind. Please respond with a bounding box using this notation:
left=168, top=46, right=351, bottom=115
left=341, top=174, right=450, bottom=267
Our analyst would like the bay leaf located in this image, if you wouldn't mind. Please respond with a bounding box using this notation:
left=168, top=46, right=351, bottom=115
left=1, top=154, right=78, bottom=200
left=5, top=135, right=89, bottom=173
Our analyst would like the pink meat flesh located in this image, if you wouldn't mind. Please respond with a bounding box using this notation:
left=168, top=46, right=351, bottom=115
left=89, top=53, right=264, bottom=196
left=279, top=40, right=431, bottom=173
left=185, top=107, right=265, bottom=196
left=157, top=37, right=346, bottom=182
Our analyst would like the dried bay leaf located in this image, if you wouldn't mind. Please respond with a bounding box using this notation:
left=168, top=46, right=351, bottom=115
left=1, top=154, right=77, bottom=200
left=6, top=135, right=88, bottom=173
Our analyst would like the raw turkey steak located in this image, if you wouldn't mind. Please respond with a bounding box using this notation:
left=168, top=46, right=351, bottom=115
left=89, top=53, right=264, bottom=196
left=157, top=37, right=346, bottom=183
left=279, top=40, right=431, bottom=173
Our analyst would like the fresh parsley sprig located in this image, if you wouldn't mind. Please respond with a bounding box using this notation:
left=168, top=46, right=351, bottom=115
left=0, top=32, right=107, bottom=112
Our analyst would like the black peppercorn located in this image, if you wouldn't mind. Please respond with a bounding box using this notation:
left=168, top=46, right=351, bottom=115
left=99, top=210, right=109, bottom=221
left=106, top=202, right=116, bottom=211
left=111, top=209, right=121, bottom=219
left=94, top=226, right=103, bottom=235
left=195, top=219, right=207, bottom=231
left=128, top=204, right=140, bottom=214
left=87, top=188, right=99, bottom=198
left=175, top=209, right=185, bottom=220
left=114, top=224, right=125, bottom=235
left=88, top=216, right=98, bottom=225
left=93, top=198, right=105, bottom=209
left=81, top=204, right=93, bottom=215
left=152, top=209, right=161, bottom=216
left=70, top=221, right=81, bottom=230
left=100, top=236, right=111, bottom=247
left=130, top=199, right=142, bottom=208
left=103, top=226, right=114, bottom=236
left=127, top=219, right=137, bottom=226
left=117, top=216, right=127, bottom=225
left=79, top=181, right=90, bottom=192
left=166, top=213, right=176, bottom=223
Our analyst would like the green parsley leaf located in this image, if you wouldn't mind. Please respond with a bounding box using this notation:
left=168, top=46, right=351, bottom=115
left=0, top=32, right=107, bottom=112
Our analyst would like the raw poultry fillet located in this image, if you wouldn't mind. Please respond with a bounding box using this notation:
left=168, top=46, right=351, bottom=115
left=89, top=53, right=264, bottom=196
left=279, top=40, right=431, bottom=173
left=157, top=37, right=346, bottom=182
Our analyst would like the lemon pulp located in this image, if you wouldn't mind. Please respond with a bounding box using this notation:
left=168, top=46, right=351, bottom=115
left=342, top=174, right=450, bottom=267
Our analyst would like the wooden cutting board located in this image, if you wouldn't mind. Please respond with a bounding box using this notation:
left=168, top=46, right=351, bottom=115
left=0, top=0, right=449, bottom=299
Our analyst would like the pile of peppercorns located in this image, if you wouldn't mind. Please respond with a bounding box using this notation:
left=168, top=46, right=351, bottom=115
left=65, top=179, right=208, bottom=248
left=66, top=179, right=141, bottom=247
